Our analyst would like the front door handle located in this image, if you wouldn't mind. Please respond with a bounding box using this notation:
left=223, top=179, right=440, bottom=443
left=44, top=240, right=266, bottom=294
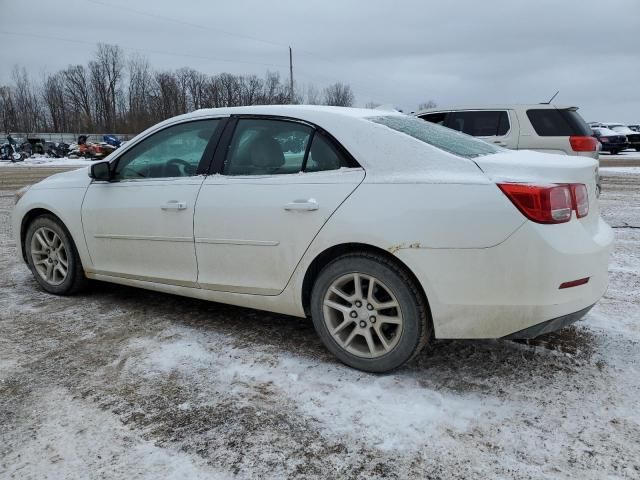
left=161, top=201, right=187, bottom=210
left=284, top=199, right=319, bottom=211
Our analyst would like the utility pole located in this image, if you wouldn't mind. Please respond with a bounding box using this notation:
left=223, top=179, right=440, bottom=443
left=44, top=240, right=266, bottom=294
left=289, top=46, right=294, bottom=104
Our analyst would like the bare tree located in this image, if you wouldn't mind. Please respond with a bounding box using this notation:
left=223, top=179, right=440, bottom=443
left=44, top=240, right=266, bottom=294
left=63, top=65, right=94, bottom=131
left=323, top=82, right=354, bottom=107
left=149, top=71, right=181, bottom=121
left=127, top=55, right=152, bottom=132
left=365, top=101, right=381, bottom=109
left=304, top=84, right=322, bottom=105
left=0, top=86, right=17, bottom=133
left=417, top=100, right=437, bottom=110
left=89, top=43, right=124, bottom=130
left=11, top=67, right=44, bottom=132
left=185, top=68, right=208, bottom=110
left=42, top=72, right=68, bottom=132
left=1, top=43, right=361, bottom=134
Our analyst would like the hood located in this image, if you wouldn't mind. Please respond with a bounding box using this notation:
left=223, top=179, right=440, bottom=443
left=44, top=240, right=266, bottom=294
left=31, top=166, right=91, bottom=190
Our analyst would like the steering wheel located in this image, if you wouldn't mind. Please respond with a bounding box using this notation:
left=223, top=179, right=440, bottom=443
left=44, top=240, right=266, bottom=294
left=166, top=158, right=196, bottom=177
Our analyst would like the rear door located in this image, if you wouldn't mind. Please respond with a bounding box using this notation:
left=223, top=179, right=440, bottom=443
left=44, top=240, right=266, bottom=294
left=194, top=116, right=365, bottom=295
left=445, top=110, right=518, bottom=149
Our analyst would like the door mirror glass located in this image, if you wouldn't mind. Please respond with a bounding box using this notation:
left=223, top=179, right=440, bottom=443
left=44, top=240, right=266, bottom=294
left=89, top=161, right=111, bottom=181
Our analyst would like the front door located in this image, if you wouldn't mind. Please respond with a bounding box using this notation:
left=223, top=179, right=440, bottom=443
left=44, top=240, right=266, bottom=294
left=194, top=117, right=365, bottom=295
left=82, top=118, right=222, bottom=286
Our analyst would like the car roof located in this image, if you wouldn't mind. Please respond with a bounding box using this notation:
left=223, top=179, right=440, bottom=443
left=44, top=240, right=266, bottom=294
left=183, top=104, right=401, bottom=122
left=415, top=104, right=578, bottom=115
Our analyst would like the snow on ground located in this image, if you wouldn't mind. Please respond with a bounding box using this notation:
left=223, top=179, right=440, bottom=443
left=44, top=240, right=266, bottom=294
left=0, top=155, right=96, bottom=167
left=599, top=166, right=640, bottom=174
left=600, top=149, right=640, bottom=161
left=0, top=171, right=639, bottom=479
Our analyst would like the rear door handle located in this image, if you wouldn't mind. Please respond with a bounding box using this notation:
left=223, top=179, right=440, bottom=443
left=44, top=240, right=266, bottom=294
left=161, top=201, right=187, bottom=210
left=284, top=199, right=319, bottom=211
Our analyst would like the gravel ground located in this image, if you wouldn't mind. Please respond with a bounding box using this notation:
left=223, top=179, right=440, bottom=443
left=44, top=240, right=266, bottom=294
left=0, top=170, right=638, bottom=479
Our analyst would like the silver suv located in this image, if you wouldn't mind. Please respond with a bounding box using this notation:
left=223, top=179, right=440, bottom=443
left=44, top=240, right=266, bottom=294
left=415, top=104, right=598, bottom=159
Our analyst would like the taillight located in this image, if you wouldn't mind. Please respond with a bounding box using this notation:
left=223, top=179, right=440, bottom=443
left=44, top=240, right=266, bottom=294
left=569, top=135, right=598, bottom=152
left=498, top=183, right=589, bottom=224
left=571, top=184, right=589, bottom=218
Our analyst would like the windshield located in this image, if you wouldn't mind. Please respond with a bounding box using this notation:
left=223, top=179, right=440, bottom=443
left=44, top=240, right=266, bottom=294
left=369, top=115, right=502, bottom=159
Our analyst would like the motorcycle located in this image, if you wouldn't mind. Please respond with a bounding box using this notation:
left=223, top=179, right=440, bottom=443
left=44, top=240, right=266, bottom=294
left=46, top=141, right=70, bottom=158
left=0, top=135, right=27, bottom=162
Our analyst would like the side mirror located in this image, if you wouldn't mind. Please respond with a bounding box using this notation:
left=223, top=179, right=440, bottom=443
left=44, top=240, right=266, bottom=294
left=89, top=161, right=111, bottom=181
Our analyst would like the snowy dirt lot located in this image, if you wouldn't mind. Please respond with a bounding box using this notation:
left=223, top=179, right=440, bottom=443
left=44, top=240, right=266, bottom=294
left=0, top=170, right=639, bottom=479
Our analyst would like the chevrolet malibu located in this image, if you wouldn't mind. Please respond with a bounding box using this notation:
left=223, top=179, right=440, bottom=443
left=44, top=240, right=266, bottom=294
left=12, top=105, right=613, bottom=372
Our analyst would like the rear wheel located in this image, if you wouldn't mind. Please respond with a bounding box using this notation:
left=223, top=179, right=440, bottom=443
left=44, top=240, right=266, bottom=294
left=25, top=215, right=87, bottom=295
left=310, top=252, right=432, bottom=373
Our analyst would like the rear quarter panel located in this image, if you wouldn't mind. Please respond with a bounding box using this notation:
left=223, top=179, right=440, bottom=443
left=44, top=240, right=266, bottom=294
left=288, top=180, right=526, bottom=319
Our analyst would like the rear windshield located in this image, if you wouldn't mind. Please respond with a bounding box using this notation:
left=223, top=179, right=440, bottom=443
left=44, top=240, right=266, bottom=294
left=526, top=109, right=591, bottom=136
left=369, top=115, right=501, bottom=159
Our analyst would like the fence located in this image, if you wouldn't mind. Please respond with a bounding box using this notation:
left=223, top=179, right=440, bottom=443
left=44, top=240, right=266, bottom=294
left=2, top=132, right=136, bottom=144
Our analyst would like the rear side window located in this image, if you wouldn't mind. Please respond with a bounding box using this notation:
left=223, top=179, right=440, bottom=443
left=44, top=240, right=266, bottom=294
left=370, top=115, right=502, bottom=159
left=446, top=111, right=510, bottom=137
left=306, top=133, right=350, bottom=172
left=526, top=109, right=591, bottom=136
left=419, top=112, right=447, bottom=125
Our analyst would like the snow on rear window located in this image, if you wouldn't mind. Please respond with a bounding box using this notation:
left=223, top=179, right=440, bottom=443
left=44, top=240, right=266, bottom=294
left=369, top=115, right=501, bottom=159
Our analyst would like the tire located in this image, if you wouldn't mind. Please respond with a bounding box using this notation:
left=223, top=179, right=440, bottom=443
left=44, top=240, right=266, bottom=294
left=310, top=252, right=432, bottom=373
left=24, top=215, right=87, bottom=295
left=636, top=148, right=640, bottom=152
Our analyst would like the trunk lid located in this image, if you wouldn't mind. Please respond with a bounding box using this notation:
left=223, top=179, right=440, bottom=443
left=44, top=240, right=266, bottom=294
left=473, top=149, right=600, bottom=220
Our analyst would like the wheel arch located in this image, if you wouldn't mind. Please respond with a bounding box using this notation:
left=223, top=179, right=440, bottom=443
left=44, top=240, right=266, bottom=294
left=301, top=242, right=431, bottom=318
left=20, top=208, right=66, bottom=263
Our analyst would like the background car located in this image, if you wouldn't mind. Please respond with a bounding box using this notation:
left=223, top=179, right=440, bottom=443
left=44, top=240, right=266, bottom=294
left=12, top=106, right=612, bottom=373
left=592, top=127, right=628, bottom=154
left=416, top=104, right=598, bottom=158
left=627, top=124, right=640, bottom=132
left=599, top=123, right=640, bottom=151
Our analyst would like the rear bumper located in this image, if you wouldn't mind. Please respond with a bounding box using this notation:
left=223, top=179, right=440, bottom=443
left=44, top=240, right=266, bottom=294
left=503, top=304, right=594, bottom=339
left=397, top=216, right=613, bottom=339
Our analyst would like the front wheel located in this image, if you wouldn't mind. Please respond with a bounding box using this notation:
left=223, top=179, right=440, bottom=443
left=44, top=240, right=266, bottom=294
left=25, top=215, right=87, bottom=294
left=310, top=252, right=432, bottom=373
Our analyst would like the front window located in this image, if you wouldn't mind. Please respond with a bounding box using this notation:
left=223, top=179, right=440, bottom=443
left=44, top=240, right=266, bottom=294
left=370, top=115, right=502, bottom=159
left=113, top=119, right=220, bottom=180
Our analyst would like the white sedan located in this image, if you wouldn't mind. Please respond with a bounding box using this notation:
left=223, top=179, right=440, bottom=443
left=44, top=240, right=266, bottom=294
left=12, top=105, right=613, bottom=372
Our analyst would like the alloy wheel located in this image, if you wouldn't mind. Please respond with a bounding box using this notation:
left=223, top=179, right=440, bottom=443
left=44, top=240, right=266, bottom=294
left=323, top=272, right=404, bottom=358
left=30, top=227, right=69, bottom=286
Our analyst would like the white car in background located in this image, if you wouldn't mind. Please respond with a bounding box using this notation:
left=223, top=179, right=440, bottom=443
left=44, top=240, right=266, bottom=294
left=416, top=104, right=599, bottom=159
left=12, top=105, right=613, bottom=372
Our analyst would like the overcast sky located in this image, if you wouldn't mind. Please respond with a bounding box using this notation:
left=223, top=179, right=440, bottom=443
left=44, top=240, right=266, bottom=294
left=1, top=0, right=639, bottom=122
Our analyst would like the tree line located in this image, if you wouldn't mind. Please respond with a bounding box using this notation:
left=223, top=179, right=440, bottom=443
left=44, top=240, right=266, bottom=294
left=0, top=43, right=358, bottom=134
